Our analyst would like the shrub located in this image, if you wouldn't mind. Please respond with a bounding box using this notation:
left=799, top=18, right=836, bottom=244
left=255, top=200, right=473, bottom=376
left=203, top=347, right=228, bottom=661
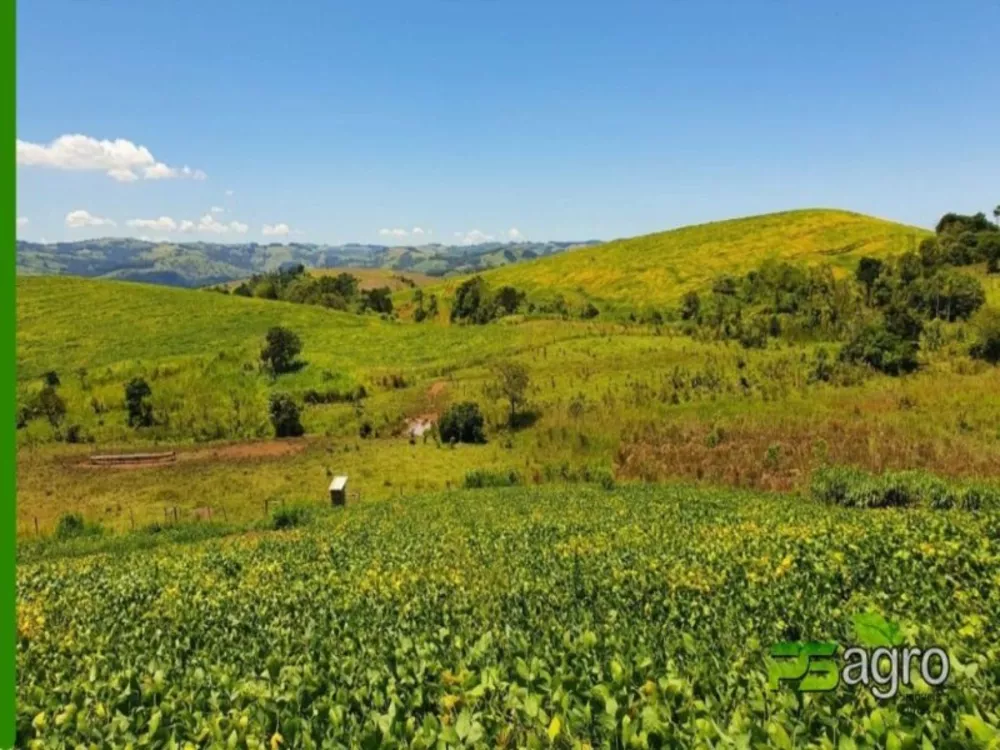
left=812, top=466, right=998, bottom=510
left=358, top=420, right=373, bottom=439
left=969, top=308, right=1000, bottom=364
left=464, top=469, right=522, bottom=488
left=124, top=378, right=154, bottom=428
left=271, top=506, right=310, bottom=530
left=35, top=385, right=67, bottom=427
left=260, top=326, right=303, bottom=374
left=839, top=324, right=919, bottom=376
left=55, top=513, right=102, bottom=540
left=268, top=393, right=305, bottom=438
left=439, top=402, right=486, bottom=444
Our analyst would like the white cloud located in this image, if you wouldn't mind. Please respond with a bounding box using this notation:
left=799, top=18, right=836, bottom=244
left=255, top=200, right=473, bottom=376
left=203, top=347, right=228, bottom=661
left=196, top=213, right=229, bottom=234
left=210, top=206, right=224, bottom=214
left=262, top=222, right=291, bottom=237
left=378, top=227, right=408, bottom=238
left=224, top=189, right=235, bottom=197
left=508, top=227, right=524, bottom=241
left=125, top=214, right=248, bottom=236
left=411, top=226, right=425, bottom=235
left=126, top=216, right=178, bottom=232
left=143, top=163, right=207, bottom=181
left=454, top=229, right=494, bottom=245
left=65, top=209, right=116, bottom=228
left=17, top=133, right=206, bottom=182
left=16, top=217, right=28, bottom=229
left=107, top=168, right=139, bottom=183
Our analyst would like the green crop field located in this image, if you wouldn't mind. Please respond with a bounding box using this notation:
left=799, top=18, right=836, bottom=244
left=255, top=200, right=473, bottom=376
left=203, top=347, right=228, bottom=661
left=16, top=485, right=1000, bottom=748
left=405, top=210, right=930, bottom=316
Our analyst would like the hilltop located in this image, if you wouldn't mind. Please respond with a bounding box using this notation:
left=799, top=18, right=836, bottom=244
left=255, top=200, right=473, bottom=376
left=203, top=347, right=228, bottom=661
left=410, top=209, right=930, bottom=316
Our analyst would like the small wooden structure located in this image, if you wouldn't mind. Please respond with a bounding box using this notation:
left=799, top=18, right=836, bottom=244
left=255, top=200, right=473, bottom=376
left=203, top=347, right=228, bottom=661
left=329, top=475, right=348, bottom=506
left=89, top=451, right=177, bottom=466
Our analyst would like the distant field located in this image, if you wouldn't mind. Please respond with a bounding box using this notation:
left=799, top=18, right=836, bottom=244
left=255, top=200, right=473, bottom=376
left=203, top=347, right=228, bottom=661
left=408, top=209, right=930, bottom=315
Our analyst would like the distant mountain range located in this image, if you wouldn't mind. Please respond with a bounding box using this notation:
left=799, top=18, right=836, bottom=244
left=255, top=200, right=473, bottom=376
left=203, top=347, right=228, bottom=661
left=15, top=237, right=603, bottom=288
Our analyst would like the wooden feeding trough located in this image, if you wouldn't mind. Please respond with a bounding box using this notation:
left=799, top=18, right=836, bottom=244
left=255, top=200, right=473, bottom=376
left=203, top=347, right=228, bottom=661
left=329, top=475, right=348, bottom=506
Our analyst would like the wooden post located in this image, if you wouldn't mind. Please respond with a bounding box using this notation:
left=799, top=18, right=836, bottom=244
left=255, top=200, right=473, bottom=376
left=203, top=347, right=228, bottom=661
left=34, top=517, right=39, bottom=535
left=173, top=507, right=178, bottom=524
left=222, top=507, right=228, bottom=522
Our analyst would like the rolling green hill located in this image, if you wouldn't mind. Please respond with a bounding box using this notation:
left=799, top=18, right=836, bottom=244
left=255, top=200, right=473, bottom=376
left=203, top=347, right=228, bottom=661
left=411, top=209, right=930, bottom=315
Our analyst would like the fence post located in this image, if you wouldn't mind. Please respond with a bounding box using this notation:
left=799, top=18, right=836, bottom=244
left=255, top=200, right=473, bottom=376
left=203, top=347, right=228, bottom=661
left=222, top=507, right=228, bottom=522
left=34, top=517, right=39, bottom=535
left=173, top=507, right=178, bottom=524
left=264, top=498, right=270, bottom=516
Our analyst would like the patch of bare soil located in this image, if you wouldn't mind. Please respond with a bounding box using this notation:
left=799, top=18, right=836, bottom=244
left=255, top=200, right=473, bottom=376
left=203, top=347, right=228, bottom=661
left=76, top=438, right=310, bottom=470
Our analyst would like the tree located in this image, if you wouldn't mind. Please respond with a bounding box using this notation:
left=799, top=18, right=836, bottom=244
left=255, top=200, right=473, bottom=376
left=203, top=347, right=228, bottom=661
left=360, top=287, right=393, bottom=314
left=680, top=291, right=701, bottom=321
left=488, top=361, right=530, bottom=427
left=260, top=327, right=303, bottom=374
left=855, top=257, right=884, bottom=305
left=125, top=377, right=154, bottom=428
left=981, top=233, right=1000, bottom=273
left=493, top=286, right=524, bottom=316
left=839, top=324, right=919, bottom=376
left=269, top=393, right=305, bottom=437
left=451, top=276, right=488, bottom=322
left=438, top=401, right=486, bottom=444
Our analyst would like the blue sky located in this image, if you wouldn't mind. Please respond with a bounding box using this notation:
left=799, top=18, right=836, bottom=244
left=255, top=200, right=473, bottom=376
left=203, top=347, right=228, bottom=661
left=16, top=0, right=1000, bottom=245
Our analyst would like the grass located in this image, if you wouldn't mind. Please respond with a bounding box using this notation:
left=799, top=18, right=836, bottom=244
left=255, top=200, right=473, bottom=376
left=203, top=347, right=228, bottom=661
left=17, top=484, right=1000, bottom=747
left=405, top=209, right=930, bottom=317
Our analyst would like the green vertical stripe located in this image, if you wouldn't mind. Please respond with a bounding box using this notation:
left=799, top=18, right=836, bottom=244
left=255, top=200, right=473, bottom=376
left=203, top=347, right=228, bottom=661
left=1, top=0, right=15, bottom=743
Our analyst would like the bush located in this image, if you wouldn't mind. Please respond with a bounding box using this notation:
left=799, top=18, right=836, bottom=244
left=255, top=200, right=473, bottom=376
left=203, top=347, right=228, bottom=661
left=271, top=506, right=310, bottom=530
left=55, top=513, right=103, bottom=540
left=124, top=378, right=154, bottom=428
left=35, top=385, right=67, bottom=427
left=260, top=326, right=303, bottom=374
left=839, top=324, right=919, bottom=375
left=268, top=393, right=305, bottom=438
left=812, top=466, right=998, bottom=510
left=439, top=402, right=486, bottom=444
left=969, top=308, right=1000, bottom=364
left=464, top=469, right=522, bottom=488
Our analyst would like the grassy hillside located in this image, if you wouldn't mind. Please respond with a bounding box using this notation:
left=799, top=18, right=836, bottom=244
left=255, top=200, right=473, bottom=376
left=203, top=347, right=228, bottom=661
left=411, top=209, right=930, bottom=315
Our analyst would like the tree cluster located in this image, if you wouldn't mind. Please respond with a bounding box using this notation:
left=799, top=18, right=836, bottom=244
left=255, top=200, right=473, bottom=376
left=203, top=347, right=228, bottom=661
left=229, top=264, right=393, bottom=315
left=450, top=277, right=526, bottom=324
